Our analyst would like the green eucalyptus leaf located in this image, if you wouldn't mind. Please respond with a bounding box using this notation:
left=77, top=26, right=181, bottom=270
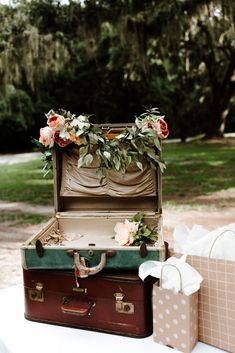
left=78, top=136, right=87, bottom=145
left=76, top=129, right=85, bottom=137
left=135, top=117, right=142, bottom=129
left=98, top=136, right=105, bottom=143
left=83, top=153, right=93, bottom=166
left=131, top=140, right=138, bottom=149
left=89, top=132, right=98, bottom=144
left=79, top=145, right=89, bottom=158
left=77, top=157, right=84, bottom=169
left=103, top=151, right=111, bottom=160
left=113, top=155, right=121, bottom=171
left=159, top=161, right=166, bottom=172
left=153, top=137, right=161, bottom=150
left=132, top=212, right=144, bottom=223
left=136, top=161, right=143, bottom=171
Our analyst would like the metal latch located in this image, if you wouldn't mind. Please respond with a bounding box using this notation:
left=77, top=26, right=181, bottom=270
left=29, top=282, right=44, bottom=302
left=114, top=292, right=134, bottom=314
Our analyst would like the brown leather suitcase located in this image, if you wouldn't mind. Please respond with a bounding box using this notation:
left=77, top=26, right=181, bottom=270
left=23, top=268, right=155, bottom=338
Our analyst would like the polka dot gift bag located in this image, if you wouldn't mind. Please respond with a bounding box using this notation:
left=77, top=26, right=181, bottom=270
left=152, top=264, right=198, bottom=353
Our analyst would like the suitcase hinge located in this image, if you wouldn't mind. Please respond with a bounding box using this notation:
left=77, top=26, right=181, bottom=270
left=114, top=292, right=134, bottom=314
left=29, top=282, right=44, bottom=302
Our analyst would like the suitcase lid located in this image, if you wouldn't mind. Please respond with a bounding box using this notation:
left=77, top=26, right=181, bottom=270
left=53, top=123, right=162, bottom=214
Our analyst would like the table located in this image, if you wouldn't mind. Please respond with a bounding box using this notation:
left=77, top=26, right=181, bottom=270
left=0, top=285, right=226, bottom=353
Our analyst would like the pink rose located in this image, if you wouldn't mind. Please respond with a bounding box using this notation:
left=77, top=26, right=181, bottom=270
left=142, top=118, right=169, bottom=139
left=114, top=220, right=138, bottom=246
left=156, top=118, right=169, bottom=138
left=47, top=114, right=65, bottom=129
left=39, top=126, right=54, bottom=147
left=54, top=131, right=72, bottom=148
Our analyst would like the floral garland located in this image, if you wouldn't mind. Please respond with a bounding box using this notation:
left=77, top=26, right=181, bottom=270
left=35, top=107, right=169, bottom=177
left=114, top=212, right=158, bottom=246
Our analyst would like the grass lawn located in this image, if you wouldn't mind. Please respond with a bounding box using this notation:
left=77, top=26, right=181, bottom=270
left=162, top=139, right=235, bottom=208
left=0, top=159, right=54, bottom=205
left=0, top=139, right=235, bottom=210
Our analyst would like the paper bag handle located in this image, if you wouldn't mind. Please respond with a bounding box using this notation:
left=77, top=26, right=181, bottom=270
left=160, top=263, right=183, bottom=293
left=208, top=229, right=235, bottom=258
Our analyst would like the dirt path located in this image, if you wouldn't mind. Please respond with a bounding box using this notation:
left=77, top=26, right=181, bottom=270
left=1, top=197, right=235, bottom=289
left=0, top=200, right=53, bottom=289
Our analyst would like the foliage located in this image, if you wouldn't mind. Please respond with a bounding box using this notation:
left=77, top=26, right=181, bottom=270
left=0, top=0, right=235, bottom=150
left=131, top=212, right=158, bottom=246
left=0, top=87, right=34, bottom=151
left=36, top=107, right=169, bottom=179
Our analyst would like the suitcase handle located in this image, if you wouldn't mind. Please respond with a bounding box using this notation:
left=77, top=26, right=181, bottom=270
left=74, top=251, right=107, bottom=278
left=61, top=297, right=96, bottom=316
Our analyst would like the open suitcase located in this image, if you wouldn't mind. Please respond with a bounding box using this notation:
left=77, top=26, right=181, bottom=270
left=23, top=268, right=155, bottom=337
left=21, top=127, right=166, bottom=276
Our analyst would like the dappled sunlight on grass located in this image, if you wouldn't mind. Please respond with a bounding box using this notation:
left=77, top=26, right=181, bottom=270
left=26, top=179, right=54, bottom=185
left=207, top=160, right=225, bottom=166
left=163, top=140, right=235, bottom=207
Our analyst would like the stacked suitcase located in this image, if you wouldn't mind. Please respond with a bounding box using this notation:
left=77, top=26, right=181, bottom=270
left=21, top=124, right=166, bottom=337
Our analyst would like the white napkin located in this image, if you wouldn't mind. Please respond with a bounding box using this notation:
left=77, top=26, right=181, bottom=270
left=173, top=223, right=235, bottom=261
left=139, top=256, right=203, bottom=296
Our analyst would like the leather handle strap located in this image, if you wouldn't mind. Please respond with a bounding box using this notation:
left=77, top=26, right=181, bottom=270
left=74, top=251, right=106, bottom=278
left=209, top=229, right=235, bottom=258
left=61, top=297, right=96, bottom=316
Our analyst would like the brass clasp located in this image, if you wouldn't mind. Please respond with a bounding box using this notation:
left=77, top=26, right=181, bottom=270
left=114, top=292, right=134, bottom=314
left=28, top=282, right=44, bottom=302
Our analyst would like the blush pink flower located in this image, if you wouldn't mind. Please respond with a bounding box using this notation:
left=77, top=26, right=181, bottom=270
left=114, top=220, right=138, bottom=246
left=47, top=114, right=65, bottom=129
left=54, top=131, right=72, bottom=148
left=39, top=126, right=54, bottom=147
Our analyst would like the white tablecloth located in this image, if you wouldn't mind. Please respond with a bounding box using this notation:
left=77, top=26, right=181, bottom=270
left=0, top=285, right=226, bottom=353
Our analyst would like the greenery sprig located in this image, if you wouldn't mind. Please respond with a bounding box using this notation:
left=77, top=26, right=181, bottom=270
left=114, top=212, right=158, bottom=246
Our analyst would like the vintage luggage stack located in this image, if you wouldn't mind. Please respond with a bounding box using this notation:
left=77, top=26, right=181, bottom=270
left=21, top=119, right=167, bottom=337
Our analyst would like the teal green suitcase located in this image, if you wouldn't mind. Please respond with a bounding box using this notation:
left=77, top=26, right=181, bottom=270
left=21, top=141, right=166, bottom=277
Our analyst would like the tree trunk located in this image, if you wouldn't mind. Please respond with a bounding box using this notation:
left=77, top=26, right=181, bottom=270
left=205, top=104, right=229, bottom=138
left=205, top=80, right=235, bottom=139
